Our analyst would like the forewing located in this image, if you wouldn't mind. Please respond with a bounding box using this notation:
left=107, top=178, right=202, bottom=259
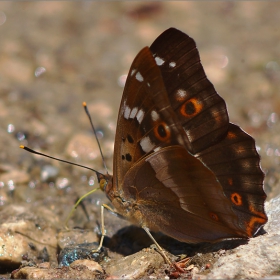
left=150, top=28, right=229, bottom=154
left=113, top=47, right=191, bottom=191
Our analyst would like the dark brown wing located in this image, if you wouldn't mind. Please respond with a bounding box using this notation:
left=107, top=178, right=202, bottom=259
left=111, top=28, right=266, bottom=242
left=149, top=28, right=267, bottom=236
left=113, top=47, right=192, bottom=192
left=121, top=146, right=246, bottom=243
left=150, top=27, right=229, bottom=155
left=196, top=123, right=267, bottom=236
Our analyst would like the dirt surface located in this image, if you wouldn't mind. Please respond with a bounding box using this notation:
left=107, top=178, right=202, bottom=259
left=0, top=2, right=279, bottom=279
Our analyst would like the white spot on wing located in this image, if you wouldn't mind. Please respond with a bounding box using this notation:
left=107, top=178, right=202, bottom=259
left=169, top=61, right=176, bottom=68
left=154, top=147, right=161, bottom=152
left=124, top=105, right=131, bottom=119
left=147, top=82, right=150, bottom=87
left=140, top=136, right=155, bottom=153
left=151, top=110, right=159, bottom=121
left=155, top=56, right=165, bottom=66
left=176, top=89, right=186, bottom=99
left=130, top=107, right=138, bottom=119
left=131, top=69, right=136, bottom=76
left=136, top=72, right=144, bottom=82
left=136, top=109, right=144, bottom=124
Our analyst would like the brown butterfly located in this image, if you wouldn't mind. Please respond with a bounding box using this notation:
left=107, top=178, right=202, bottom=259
left=98, top=27, right=267, bottom=246
left=21, top=27, right=267, bottom=269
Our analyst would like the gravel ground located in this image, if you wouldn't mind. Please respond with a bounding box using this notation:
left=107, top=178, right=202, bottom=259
left=0, top=2, right=279, bottom=279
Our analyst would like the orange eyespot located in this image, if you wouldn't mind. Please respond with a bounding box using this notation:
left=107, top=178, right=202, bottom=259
left=209, top=212, right=219, bottom=221
left=153, top=122, right=171, bottom=141
left=180, top=98, right=203, bottom=118
left=231, top=192, right=242, bottom=206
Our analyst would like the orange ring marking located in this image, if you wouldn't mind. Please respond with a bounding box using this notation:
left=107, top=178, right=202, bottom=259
left=180, top=98, right=203, bottom=118
left=153, top=122, right=171, bottom=141
left=209, top=212, right=219, bottom=221
left=231, top=192, right=243, bottom=206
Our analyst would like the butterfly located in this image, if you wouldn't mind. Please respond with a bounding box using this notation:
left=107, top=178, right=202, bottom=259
left=19, top=27, right=267, bottom=271
left=98, top=27, right=267, bottom=247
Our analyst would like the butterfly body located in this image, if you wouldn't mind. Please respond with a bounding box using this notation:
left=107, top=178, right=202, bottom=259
left=100, top=28, right=267, bottom=244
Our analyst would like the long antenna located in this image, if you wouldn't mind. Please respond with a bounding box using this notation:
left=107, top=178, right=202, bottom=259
left=20, top=145, right=103, bottom=176
left=83, top=102, right=109, bottom=174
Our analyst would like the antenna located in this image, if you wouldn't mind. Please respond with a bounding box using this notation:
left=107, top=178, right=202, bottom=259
left=83, top=102, right=109, bottom=174
left=20, top=145, right=104, bottom=176
left=20, top=102, right=111, bottom=228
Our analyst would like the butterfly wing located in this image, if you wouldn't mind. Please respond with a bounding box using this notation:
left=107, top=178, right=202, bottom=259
left=111, top=43, right=242, bottom=241
left=150, top=28, right=229, bottom=155
left=149, top=28, right=267, bottom=236
left=113, top=47, right=192, bottom=191
left=120, top=145, right=246, bottom=243
left=196, top=123, right=267, bottom=237
left=110, top=28, right=266, bottom=243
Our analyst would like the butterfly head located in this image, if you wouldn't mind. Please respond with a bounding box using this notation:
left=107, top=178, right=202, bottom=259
left=97, top=172, right=113, bottom=195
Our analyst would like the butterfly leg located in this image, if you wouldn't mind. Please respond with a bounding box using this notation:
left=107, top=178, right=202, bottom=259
left=93, top=203, right=123, bottom=253
left=142, top=226, right=185, bottom=272
left=92, top=204, right=106, bottom=252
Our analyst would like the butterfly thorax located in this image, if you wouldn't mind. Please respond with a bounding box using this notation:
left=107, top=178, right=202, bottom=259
left=99, top=173, right=147, bottom=226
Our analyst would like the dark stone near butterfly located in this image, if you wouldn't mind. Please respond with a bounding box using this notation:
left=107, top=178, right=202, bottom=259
left=58, top=242, right=108, bottom=267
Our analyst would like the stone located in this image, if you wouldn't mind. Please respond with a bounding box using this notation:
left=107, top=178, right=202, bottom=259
left=105, top=248, right=165, bottom=279
left=0, top=204, right=58, bottom=269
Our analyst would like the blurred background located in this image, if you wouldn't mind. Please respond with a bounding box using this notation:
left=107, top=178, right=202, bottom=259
left=0, top=2, right=279, bottom=227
